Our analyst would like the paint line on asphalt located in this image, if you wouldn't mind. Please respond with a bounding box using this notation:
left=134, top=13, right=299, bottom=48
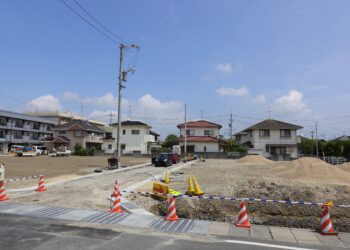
left=222, top=239, right=317, bottom=250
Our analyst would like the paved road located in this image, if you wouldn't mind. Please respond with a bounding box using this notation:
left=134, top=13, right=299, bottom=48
left=0, top=213, right=344, bottom=250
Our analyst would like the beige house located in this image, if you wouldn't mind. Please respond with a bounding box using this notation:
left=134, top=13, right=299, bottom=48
left=235, top=119, right=303, bottom=160
left=42, top=120, right=105, bottom=152
left=177, top=120, right=226, bottom=153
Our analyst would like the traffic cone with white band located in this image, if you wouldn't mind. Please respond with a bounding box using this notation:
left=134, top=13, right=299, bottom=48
left=235, top=201, right=251, bottom=228
left=110, top=191, right=124, bottom=213
left=111, top=179, right=120, bottom=197
left=165, top=196, right=178, bottom=221
left=0, top=181, right=9, bottom=201
left=320, top=204, right=338, bottom=235
left=35, top=175, right=47, bottom=192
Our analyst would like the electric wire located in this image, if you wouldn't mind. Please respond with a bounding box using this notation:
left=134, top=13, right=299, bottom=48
left=71, top=0, right=128, bottom=44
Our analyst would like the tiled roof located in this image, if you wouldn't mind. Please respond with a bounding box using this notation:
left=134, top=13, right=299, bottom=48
left=111, top=120, right=150, bottom=127
left=178, top=136, right=223, bottom=143
left=242, top=119, right=303, bottom=131
left=177, top=120, right=222, bottom=129
left=54, top=120, right=105, bottom=133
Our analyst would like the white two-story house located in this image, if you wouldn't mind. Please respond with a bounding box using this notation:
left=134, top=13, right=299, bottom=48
left=235, top=119, right=303, bottom=160
left=103, top=121, right=158, bottom=154
left=177, top=120, right=225, bottom=153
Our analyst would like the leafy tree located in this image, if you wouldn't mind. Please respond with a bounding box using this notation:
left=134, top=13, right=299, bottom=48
left=161, top=134, right=179, bottom=149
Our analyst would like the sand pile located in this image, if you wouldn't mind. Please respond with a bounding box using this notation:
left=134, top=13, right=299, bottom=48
left=275, top=157, right=350, bottom=185
left=237, top=154, right=273, bottom=164
left=337, top=162, right=350, bottom=173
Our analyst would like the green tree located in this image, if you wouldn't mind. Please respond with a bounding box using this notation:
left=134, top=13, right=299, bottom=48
left=161, top=134, right=179, bottom=149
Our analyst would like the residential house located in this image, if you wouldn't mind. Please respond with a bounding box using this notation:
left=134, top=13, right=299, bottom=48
left=42, top=120, right=105, bottom=152
left=25, top=111, right=107, bottom=126
left=103, top=120, right=157, bottom=154
left=235, top=119, right=303, bottom=160
left=330, top=135, right=350, bottom=142
left=177, top=120, right=225, bottom=153
left=0, top=109, right=57, bottom=153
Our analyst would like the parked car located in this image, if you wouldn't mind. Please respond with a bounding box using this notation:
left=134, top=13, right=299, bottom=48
left=48, top=147, right=71, bottom=157
left=17, top=146, right=36, bottom=157
left=10, top=145, right=24, bottom=153
left=33, top=146, right=47, bottom=155
left=168, top=153, right=180, bottom=164
left=154, top=153, right=173, bottom=167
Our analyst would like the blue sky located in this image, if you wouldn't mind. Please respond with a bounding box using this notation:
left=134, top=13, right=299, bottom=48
left=1, top=0, right=350, bottom=138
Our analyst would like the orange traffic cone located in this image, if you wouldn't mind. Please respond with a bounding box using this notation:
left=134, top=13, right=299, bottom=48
left=111, top=179, right=120, bottom=197
left=35, top=175, right=47, bottom=192
left=0, top=181, right=9, bottom=202
left=320, top=205, right=338, bottom=235
left=110, top=191, right=124, bottom=213
left=165, top=196, right=178, bottom=221
left=235, top=201, right=251, bottom=228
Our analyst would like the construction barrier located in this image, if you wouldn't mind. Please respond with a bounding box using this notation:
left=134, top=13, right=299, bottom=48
left=120, top=190, right=350, bottom=208
left=5, top=175, right=41, bottom=183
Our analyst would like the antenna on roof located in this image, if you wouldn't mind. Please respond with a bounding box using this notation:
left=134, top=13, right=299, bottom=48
left=267, top=106, right=273, bottom=120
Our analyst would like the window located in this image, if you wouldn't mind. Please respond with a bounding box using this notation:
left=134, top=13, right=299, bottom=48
left=74, top=131, right=84, bottom=137
left=14, top=131, right=22, bottom=139
left=0, top=130, right=4, bottom=138
left=204, top=130, right=214, bottom=136
left=33, top=122, right=40, bottom=130
left=59, top=131, right=66, bottom=135
left=108, top=144, right=112, bottom=150
left=280, top=129, right=291, bottom=138
left=31, top=133, right=39, bottom=140
left=0, top=117, right=6, bottom=126
left=186, top=130, right=194, bottom=136
left=14, top=120, right=23, bottom=128
left=123, top=130, right=126, bottom=135
left=121, top=144, right=126, bottom=150
left=259, top=129, right=270, bottom=137
left=204, top=146, right=207, bottom=152
left=131, top=130, right=140, bottom=135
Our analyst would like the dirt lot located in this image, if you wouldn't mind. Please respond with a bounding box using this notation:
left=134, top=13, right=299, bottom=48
left=132, top=157, right=350, bottom=232
left=0, top=155, right=150, bottom=189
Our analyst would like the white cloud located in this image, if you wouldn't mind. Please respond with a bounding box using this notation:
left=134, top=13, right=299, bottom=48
left=253, top=94, right=266, bottom=104
left=83, top=92, right=117, bottom=107
left=274, top=90, right=307, bottom=113
left=62, top=91, right=80, bottom=101
left=216, top=86, right=249, bottom=97
left=25, top=95, right=63, bottom=112
left=216, top=63, right=232, bottom=74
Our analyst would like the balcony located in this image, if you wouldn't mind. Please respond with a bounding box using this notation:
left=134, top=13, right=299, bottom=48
left=144, top=135, right=155, bottom=143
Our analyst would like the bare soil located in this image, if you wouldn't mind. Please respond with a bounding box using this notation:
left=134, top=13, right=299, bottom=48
left=134, top=158, right=350, bottom=232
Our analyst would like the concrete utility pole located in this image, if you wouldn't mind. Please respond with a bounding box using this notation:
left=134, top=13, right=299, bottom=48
left=108, top=112, right=116, bottom=126
left=116, top=43, right=139, bottom=168
left=184, top=103, right=187, bottom=155
left=229, top=112, right=233, bottom=146
left=315, top=121, right=319, bottom=158
left=200, top=110, right=203, bottom=120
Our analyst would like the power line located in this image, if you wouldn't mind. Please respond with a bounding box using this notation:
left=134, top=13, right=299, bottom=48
left=59, top=0, right=120, bottom=44
left=71, top=0, right=128, bottom=44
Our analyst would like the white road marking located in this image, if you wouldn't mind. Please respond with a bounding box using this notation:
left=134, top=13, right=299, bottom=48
left=222, top=239, right=317, bottom=250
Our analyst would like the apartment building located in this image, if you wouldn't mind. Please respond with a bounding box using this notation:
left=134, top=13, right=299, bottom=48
left=0, top=109, right=57, bottom=153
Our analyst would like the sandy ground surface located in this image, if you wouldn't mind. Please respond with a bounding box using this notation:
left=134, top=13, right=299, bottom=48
left=0, top=155, right=150, bottom=189
left=8, top=163, right=190, bottom=212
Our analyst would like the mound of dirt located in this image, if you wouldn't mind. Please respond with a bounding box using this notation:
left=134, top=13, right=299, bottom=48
left=275, top=157, right=350, bottom=185
left=337, top=162, right=350, bottom=172
left=237, top=155, right=273, bottom=164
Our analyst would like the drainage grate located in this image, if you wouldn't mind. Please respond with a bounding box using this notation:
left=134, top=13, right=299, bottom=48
left=82, top=211, right=129, bottom=225
left=0, top=203, right=20, bottom=211
left=149, top=218, right=195, bottom=233
left=27, top=207, right=73, bottom=218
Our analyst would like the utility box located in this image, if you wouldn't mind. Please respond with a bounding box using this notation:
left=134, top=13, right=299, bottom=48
left=0, top=163, right=5, bottom=181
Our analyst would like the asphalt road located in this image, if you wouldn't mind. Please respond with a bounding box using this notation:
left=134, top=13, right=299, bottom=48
left=0, top=213, right=345, bottom=250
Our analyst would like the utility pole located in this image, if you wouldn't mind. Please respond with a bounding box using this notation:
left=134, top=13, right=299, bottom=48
left=229, top=112, right=233, bottom=146
left=268, top=106, right=272, bottom=119
left=315, top=121, right=319, bottom=158
left=115, top=43, right=139, bottom=168
left=80, top=104, right=84, bottom=120
left=128, top=104, right=132, bottom=119
left=184, top=103, right=187, bottom=156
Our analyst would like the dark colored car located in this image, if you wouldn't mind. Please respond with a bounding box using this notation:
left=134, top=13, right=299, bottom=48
left=154, top=153, right=173, bottom=167
left=168, top=153, right=180, bottom=164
